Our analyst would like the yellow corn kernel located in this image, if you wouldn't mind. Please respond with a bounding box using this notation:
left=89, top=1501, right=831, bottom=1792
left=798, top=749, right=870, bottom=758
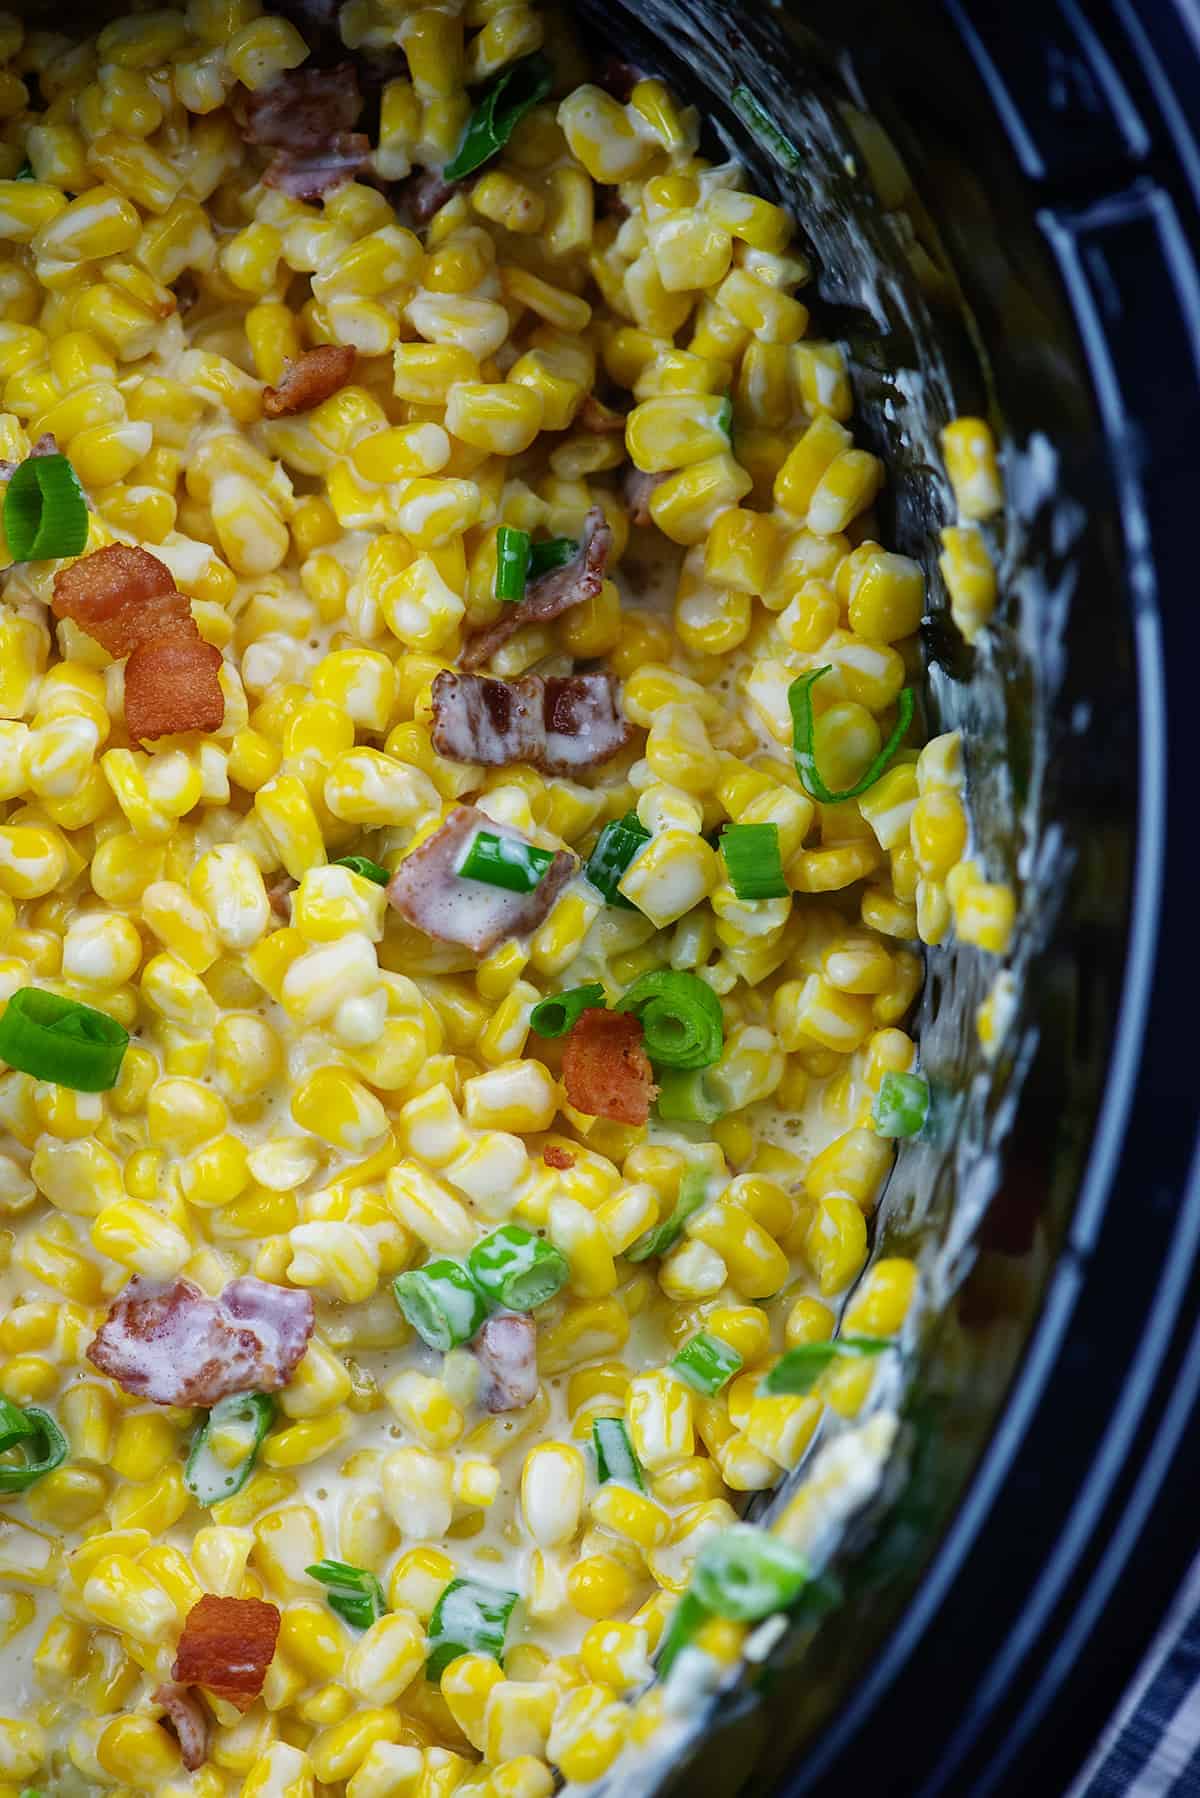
left=805, top=1196, right=868, bottom=1296
left=92, top=1198, right=191, bottom=1280
left=625, top=394, right=734, bottom=474
left=346, top=1610, right=426, bottom=1705
left=648, top=452, right=753, bottom=545
left=558, top=86, right=652, bottom=182
left=941, top=415, right=1003, bottom=519
left=954, top=879, right=1016, bottom=953
left=938, top=523, right=997, bottom=642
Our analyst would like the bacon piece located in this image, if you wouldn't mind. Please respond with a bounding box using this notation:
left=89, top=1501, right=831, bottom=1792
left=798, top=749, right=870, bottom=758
left=87, top=1275, right=314, bottom=1408
left=263, top=134, right=372, bottom=200
left=460, top=506, right=613, bottom=672
left=431, top=670, right=631, bottom=776
left=386, top=804, right=576, bottom=957
left=234, top=64, right=362, bottom=149
left=399, top=167, right=466, bottom=226
left=173, top=1595, right=281, bottom=1712
left=543, top=1145, right=575, bottom=1170
left=154, top=1683, right=212, bottom=1772
left=473, top=1313, right=538, bottom=1412
left=598, top=57, right=644, bottom=103
left=624, top=466, right=666, bottom=527
left=562, top=1008, right=656, bottom=1126
left=267, top=874, right=298, bottom=919
left=263, top=345, right=356, bottom=418
left=124, top=634, right=225, bottom=744
left=578, top=394, right=626, bottom=433
left=52, top=544, right=190, bottom=658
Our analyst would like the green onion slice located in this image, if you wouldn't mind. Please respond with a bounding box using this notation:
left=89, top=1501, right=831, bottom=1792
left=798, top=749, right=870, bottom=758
left=789, top=666, right=915, bottom=804
left=3, top=451, right=89, bottom=562
left=0, top=987, right=129, bottom=1092
left=616, top=969, right=724, bottom=1070
left=528, top=536, right=578, bottom=579
left=720, top=822, right=789, bottom=901
left=671, top=1331, right=742, bottom=1396
left=656, top=1588, right=710, bottom=1676
left=333, top=854, right=390, bottom=885
left=717, top=396, right=733, bottom=442
left=626, top=1163, right=712, bottom=1262
left=185, top=1392, right=274, bottom=1506
left=427, top=1576, right=518, bottom=1680
left=393, top=1260, right=488, bottom=1352
left=654, top=1067, right=725, bottom=1125
left=761, top=1334, right=888, bottom=1396
left=468, top=1223, right=569, bottom=1312
left=307, top=1558, right=387, bottom=1631
left=494, top=524, right=531, bottom=602
left=584, top=811, right=650, bottom=909
left=458, top=829, right=554, bottom=894
left=15, top=162, right=34, bottom=179
left=530, top=982, right=604, bottom=1038
left=592, top=1416, right=645, bottom=1491
left=444, top=54, right=553, bottom=181
left=691, top=1524, right=809, bottom=1620
left=0, top=1400, right=68, bottom=1493
left=730, top=84, right=802, bottom=171
left=873, top=1070, right=930, bottom=1138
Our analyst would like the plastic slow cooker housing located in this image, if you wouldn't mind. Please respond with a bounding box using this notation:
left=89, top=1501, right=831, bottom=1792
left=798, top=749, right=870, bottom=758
left=563, top=1, right=1200, bottom=1794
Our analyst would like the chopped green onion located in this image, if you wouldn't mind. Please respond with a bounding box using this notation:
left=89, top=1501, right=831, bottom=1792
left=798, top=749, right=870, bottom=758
left=427, top=1577, right=518, bottom=1680
left=584, top=810, right=650, bottom=909
left=307, top=1558, right=387, bottom=1631
left=0, top=987, right=129, bottom=1092
left=762, top=1334, right=888, bottom=1396
left=626, top=1163, right=711, bottom=1261
left=730, top=84, right=802, bottom=171
left=671, top=1331, right=742, bottom=1396
left=468, top=1223, right=569, bottom=1312
left=720, top=822, right=789, bottom=901
left=444, top=53, right=553, bottom=181
left=530, top=983, right=604, bottom=1038
left=691, top=1524, right=809, bottom=1620
left=393, top=1260, right=488, bottom=1352
left=616, top=969, right=724, bottom=1070
left=494, top=524, right=531, bottom=602
left=654, top=1067, right=725, bottom=1125
left=458, top=829, right=554, bottom=893
left=528, top=536, right=578, bottom=578
left=656, top=1588, right=710, bottom=1676
left=333, top=854, right=390, bottom=885
left=3, top=451, right=88, bottom=562
left=717, top=396, right=733, bottom=442
left=788, top=666, right=915, bottom=803
left=0, top=1401, right=67, bottom=1493
left=873, top=1070, right=930, bottom=1137
left=592, top=1416, right=645, bottom=1490
left=185, top=1392, right=274, bottom=1506
left=14, top=162, right=34, bottom=179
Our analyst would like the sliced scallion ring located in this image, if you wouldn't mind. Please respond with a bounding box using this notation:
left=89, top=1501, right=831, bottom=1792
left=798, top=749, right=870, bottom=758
left=761, top=1335, right=888, bottom=1396
left=0, top=988, right=129, bottom=1092
left=494, top=524, right=531, bottom=601
left=720, top=822, right=789, bottom=900
left=530, top=983, right=605, bottom=1038
left=528, top=536, right=578, bottom=579
left=788, top=665, right=915, bottom=804
left=333, top=855, right=390, bottom=885
left=730, top=84, right=802, bottom=171
left=615, top=969, right=724, bottom=1070
left=0, top=1401, right=67, bottom=1493
left=3, top=451, right=88, bottom=562
left=458, top=829, right=555, bottom=893
left=307, top=1558, right=387, bottom=1631
left=444, top=54, right=554, bottom=182
left=427, top=1577, right=517, bottom=1680
left=184, top=1392, right=274, bottom=1506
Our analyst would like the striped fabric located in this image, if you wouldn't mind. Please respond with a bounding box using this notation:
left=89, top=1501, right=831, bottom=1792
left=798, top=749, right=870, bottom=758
left=1071, top=1557, right=1200, bottom=1796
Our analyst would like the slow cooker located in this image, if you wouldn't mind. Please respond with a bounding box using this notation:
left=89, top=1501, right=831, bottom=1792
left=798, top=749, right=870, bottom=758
left=557, top=2, right=1200, bottom=1792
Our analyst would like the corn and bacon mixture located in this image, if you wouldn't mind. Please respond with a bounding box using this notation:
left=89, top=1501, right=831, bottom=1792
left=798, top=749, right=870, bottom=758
left=0, top=3, right=1016, bottom=1794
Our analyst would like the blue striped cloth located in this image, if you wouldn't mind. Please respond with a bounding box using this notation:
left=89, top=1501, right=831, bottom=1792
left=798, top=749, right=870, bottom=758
left=1071, top=1559, right=1200, bottom=1796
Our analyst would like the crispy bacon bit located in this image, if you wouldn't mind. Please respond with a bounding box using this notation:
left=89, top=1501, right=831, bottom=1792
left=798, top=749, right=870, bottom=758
left=154, top=1683, right=212, bottom=1772
left=263, top=345, right=356, bottom=418
left=52, top=544, right=189, bottom=658
left=173, top=1595, right=281, bottom=1712
left=543, top=1145, right=575, bottom=1170
left=460, top=506, right=613, bottom=671
left=267, top=874, right=298, bottom=919
left=562, top=1008, right=657, bottom=1126
left=399, top=167, right=466, bottom=226
left=624, top=466, right=667, bottom=527
left=579, top=393, right=626, bottom=433
left=233, top=65, right=369, bottom=200
left=473, top=1313, right=538, bottom=1412
left=386, top=804, right=576, bottom=956
left=52, top=545, right=225, bottom=742
left=87, top=1275, right=314, bottom=1408
left=124, top=635, right=225, bottom=744
left=263, top=134, right=372, bottom=200
left=431, top=670, right=631, bottom=775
